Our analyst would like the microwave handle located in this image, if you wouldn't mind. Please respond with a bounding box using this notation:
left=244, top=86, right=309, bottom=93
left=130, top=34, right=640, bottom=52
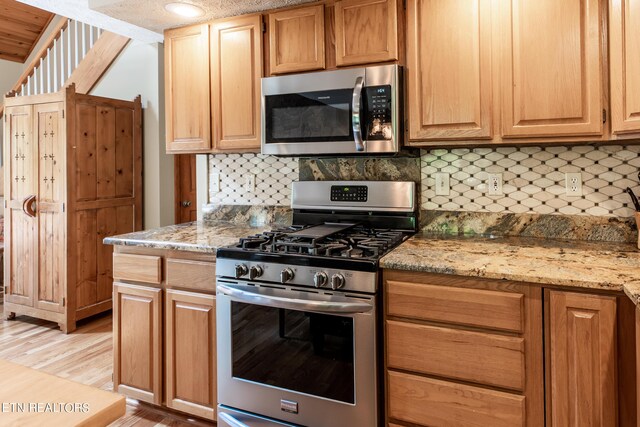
left=352, top=76, right=365, bottom=152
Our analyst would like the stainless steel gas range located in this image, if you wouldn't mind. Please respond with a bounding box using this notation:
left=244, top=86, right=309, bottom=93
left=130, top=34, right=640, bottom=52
left=216, top=181, right=417, bottom=427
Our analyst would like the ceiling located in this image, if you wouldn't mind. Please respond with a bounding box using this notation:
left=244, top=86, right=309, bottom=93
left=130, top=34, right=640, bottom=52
left=87, top=0, right=317, bottom=33
left=16, top=0, right=317, bottom=44
left=0, top=0, right=54, bottom=62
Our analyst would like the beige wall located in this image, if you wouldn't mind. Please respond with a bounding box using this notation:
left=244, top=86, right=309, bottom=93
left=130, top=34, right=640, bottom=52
left=91, top=40, right=174, bottom=229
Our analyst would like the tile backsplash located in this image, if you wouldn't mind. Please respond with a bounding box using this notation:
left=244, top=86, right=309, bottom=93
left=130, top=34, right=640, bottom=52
left=422, top=145, right=640, bottom=217
left=208, top=145, right=640, bottom=218
left=208, top=154, right=298, bottom=206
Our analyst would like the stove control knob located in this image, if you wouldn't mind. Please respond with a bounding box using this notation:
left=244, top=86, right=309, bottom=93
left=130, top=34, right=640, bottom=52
left=313, top=272, right=328, bottom=288
left=330, top=274, right=346, bottom=290
left=280, top=268, right=294, bottom=283
left=249, top=265, right=263, bottom=280
left=235, top=264, right=248, bottom=278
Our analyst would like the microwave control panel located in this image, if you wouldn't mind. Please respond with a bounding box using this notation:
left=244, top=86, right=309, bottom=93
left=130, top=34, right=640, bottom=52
left=363, top=85, right=393, bottom=140
left=330, top=185, right=368, bottom=202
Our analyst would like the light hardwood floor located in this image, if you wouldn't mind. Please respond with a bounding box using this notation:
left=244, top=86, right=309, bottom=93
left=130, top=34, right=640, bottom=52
left=0, top=305, right=213, bottom=426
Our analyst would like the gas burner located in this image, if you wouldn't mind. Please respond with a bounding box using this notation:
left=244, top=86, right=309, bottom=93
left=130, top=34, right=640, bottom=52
left=231, top=224, right=407, bottom=260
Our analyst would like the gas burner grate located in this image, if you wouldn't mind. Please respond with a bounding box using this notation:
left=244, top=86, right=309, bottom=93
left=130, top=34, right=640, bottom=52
left=233, top=224, right=407, bottom=260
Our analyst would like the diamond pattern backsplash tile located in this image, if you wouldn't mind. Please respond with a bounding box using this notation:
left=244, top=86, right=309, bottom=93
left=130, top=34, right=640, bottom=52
left=208, top=154, right=299, bottom=205
left=421, top=146, right=640, bottom=217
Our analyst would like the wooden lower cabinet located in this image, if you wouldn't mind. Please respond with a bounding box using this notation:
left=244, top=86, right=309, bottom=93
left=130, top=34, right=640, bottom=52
left=546, top=290, right=636, bottom=427
left=111, top=247, right=217, bottom=420
left=165, top=289, right=217, bottom=420
left=113, top=282, right=163, bottom=405
left=384, top=270, right=544, bottom=427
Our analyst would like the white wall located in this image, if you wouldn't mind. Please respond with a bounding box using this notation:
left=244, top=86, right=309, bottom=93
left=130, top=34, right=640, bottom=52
left=91, top=40, right=174, bottom=229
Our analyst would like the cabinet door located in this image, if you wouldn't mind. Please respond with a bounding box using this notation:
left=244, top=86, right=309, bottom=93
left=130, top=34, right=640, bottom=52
left=165, top=289, right=216, bottom=420
left=609, top=0, right=640, bottom=134
left=164, top=24, right=211, bottom=153
left=34, top=102, right=66, bottom=313
left=269, top=5, right=325, bottom=74
left=113, top=282, right=162, bottom=405
left=406, top=0, right=492, bottom=141
left=211, top=15, right=262, bottom=152
left=547, top=291, right=616, bottom=427
left=334, top=0, right=398, bottom=66
left=4, top=105, right=37, bottom=307
left=499, top=0, right=604, bottom=137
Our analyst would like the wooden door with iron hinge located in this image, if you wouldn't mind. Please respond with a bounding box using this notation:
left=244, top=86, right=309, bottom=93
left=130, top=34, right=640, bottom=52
left=4, top=105, right=37, bottom=308
left=34, top=102, right=66, bottom=313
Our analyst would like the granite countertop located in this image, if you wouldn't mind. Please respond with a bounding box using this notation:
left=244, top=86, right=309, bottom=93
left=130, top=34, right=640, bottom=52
left=105, top=220, right=640, bottom=305
left=380, top=233, right=640, bottom=305
left=103, top=221, right=273, bottom=254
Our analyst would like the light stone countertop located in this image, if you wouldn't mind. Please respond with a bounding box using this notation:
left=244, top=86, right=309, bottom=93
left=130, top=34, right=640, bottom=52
left=103, top=221, right=274, bottom=254
left=380, top=233, right=640, bottom=305
left=105, top=222, right=640, bottom=305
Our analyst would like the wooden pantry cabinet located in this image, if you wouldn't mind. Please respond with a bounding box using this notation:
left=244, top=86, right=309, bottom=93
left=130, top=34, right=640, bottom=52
left=384, top=270, right=544, bottom=427
left=3, top=86, right=142, bottom=333
left=164, top=15, right=263, bottom=154
left=112, top=247, right=218, bottom=421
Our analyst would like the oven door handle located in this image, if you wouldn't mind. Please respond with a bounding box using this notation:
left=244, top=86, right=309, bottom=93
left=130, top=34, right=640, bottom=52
left=217, top=283, right=373, bottom=314
left=218, top=412, right=251, bottom=427
left=352, top=76, right=365, bottom=152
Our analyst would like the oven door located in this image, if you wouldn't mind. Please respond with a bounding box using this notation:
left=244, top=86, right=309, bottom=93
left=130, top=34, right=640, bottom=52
left=216, top=280, right=378, bottom=427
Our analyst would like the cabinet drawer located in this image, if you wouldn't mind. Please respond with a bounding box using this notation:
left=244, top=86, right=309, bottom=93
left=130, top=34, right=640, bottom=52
left=386, top=279, right=523, bottom=332
left=388, top=371, right=525, bottom=427
left=387, top=320, right=524, bottom=391
left=113, top=253, right=162, bottom=285
left=166, top=259, right=216, bottom=292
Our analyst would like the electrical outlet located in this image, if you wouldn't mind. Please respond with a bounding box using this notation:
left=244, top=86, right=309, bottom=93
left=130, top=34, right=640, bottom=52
left=211, top=173, right=220, bottom=192
left=487, top=173, right=503, bottom=195
left=245, top=173, right=256, bottom=192
left=434, top=173, right=450, bottom=196
left=565, top=172, right=582, bottom=196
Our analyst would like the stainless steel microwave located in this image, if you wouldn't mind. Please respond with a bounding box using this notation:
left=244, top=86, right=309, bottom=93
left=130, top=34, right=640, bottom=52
left=261, top=64, right=401, bottom=156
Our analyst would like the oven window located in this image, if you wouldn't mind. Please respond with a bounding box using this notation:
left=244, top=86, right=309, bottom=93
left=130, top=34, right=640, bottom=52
left=231, top=301, right=355, bottom=404
left=265, top=89, right=354, bottom=143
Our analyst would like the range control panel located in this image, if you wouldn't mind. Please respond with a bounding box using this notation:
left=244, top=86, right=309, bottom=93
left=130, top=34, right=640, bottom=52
left=330, top=185, right=368, bottom=202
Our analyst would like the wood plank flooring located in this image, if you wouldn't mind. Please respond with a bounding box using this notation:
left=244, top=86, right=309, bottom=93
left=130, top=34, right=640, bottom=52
left=0, top=305, right=213, bottom=426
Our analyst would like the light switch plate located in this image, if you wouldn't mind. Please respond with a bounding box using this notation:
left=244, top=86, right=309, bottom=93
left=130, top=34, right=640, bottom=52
left=245, top=173, right=256, bottom=192
left=434, top=173, right=450, bottom=196
left=211, top=173, right=220, bottom=192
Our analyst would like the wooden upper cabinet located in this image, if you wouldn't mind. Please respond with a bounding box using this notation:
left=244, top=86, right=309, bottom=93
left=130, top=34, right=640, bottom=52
left=499, top=0, right=604, bottom=138
left=609, top=0, right=640, bottom=134
left=547, top=291, right=617, bottom=427
left=269, top=5, right=325, bottom=74
left=211, top=15, right=262, bottom=152
left=407, top=0, right=492, bottom=141
left=334, top=0, right=398, bottom=66
left=164, top=24, right=211, bottom=153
